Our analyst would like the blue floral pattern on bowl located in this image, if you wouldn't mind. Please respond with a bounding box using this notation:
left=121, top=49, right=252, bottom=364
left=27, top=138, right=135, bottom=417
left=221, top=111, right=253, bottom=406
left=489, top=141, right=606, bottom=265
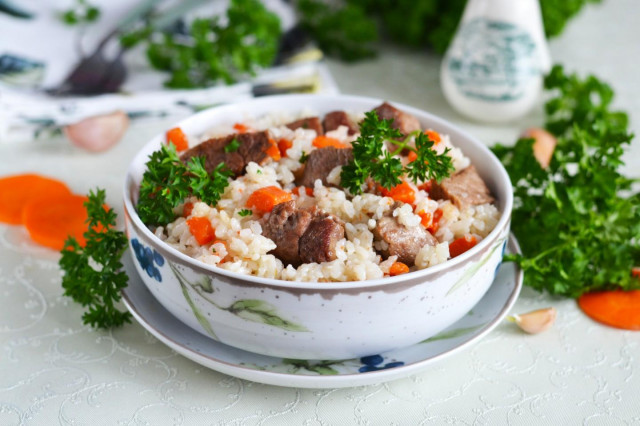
left=131, top=238, right=164, bottom=282
left=359, top=355, right=405, bottom=373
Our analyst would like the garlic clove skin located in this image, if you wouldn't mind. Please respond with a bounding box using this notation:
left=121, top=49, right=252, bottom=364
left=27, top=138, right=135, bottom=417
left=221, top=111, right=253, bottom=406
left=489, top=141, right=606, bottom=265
left=521, top=128, right=557, bottom=169
left=508, top=307, right=557, bottom=334
left=64, top=110, right=129, bottom=152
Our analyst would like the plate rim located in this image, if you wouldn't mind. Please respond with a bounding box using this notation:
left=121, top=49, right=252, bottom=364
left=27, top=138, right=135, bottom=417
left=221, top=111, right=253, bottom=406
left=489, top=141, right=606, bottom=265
left=121, top=234, right=523, bottom=389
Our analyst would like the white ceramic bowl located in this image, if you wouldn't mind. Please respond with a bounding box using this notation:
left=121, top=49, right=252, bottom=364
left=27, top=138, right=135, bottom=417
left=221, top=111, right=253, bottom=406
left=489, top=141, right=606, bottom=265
left=123, top=94, right=513, bottom=360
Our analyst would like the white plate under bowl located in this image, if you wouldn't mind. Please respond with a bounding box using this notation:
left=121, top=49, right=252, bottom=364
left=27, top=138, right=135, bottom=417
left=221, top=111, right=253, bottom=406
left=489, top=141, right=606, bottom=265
left=121, top=235, right=522, bottom=389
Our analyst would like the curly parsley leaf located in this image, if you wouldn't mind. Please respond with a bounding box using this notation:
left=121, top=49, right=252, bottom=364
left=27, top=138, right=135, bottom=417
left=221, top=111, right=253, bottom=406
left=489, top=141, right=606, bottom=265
left=137, top=144, right=232, bottom=226
left=238, top=209, right=253, bottom=217
left=493, top=65, right=640, bottom=298
left=123, top=0, right=281, bottom=88
left=59, top=188, right=131, bottom=329
left=341, top=111, right=454, bottom=194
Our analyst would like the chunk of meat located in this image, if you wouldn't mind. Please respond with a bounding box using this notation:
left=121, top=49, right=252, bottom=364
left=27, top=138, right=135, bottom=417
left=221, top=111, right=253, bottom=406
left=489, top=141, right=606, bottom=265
left=261, top=201, right=313, bottom=265
left=374, top=206, right=437, bottom=266
left=286, top=117, right=323, bottom=136
left=323, top=111, right=358, bottom=135
left=372, top=102, right=421, bottom=136
left=429, top=165, right=494, bottom=210
left=299, top=215, right=344, bottom=264
left=299, top=147, right=353, bottom=188
left=180, top=131, right=271, bottom=176
left=261, top=201, right=345, bottom=265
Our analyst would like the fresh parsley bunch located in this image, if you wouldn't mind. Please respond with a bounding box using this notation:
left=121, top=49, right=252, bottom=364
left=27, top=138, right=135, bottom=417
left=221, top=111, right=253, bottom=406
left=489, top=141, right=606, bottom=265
left=340, top=111, right=454, bottom=194
left=59, top=189, right=131, bottom=329
left=124, top=0, right=281, bottom=88
left=493, top=65, right=640, bottom=298
left=137, top=144, right=232, bottom=226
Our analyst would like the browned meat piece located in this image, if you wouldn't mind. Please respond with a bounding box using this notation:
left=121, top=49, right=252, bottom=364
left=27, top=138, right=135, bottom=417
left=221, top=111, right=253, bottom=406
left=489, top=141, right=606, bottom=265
left=299, top=215, right=344, bottom=264
left=374, top=205, right=437, bottom=266
left=261, top=201, right=314, bottom=265
left=372, top=102, right=421, bottom=136
left=181, top=131, right=271, bottom=176
left=261, top=202, right=345, bottom=265
left=429, top=165, right=494, bottom=210
left=323, top=111, right=358, bottom=135
left=298, top=147, right=353, bottom=188
left=286, top=117, right=323, bottom=136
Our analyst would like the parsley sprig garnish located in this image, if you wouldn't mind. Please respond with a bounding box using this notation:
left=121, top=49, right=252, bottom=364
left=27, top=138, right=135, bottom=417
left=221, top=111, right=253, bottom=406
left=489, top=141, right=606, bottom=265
left=493, top=65, right=640, bottom=298
left=340, top=111, right=454, bottom=195
left=59, top=189, right=131, bottom=329
left=137, top=144, right=232, bottom=226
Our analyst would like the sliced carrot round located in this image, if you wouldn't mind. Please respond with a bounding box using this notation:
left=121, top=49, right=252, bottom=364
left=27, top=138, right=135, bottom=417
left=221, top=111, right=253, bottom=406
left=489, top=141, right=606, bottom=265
left=578, top=289, right=640, bottom=330
left=0, top=174, right=71, bottom=225
left=22, top=194, right=90, bottom=250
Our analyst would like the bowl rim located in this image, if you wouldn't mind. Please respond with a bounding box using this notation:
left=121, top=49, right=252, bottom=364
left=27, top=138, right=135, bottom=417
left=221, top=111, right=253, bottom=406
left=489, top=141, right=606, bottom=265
left=123, top=93, right=513, bottom=290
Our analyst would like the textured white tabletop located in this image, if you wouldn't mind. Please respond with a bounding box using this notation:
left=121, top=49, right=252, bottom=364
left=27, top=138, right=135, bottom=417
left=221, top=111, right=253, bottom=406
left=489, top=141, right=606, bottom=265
left=1, top=0, right=639, bottom=424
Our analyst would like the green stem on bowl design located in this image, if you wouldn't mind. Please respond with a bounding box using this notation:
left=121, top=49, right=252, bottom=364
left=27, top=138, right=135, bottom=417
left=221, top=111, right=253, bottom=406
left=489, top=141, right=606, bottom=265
left=446, top=237, right=506, bottom=296
left=178, top=277, right=219, bottom=341
left=282, top=359, right=345, bottom=375
left=419, top=324, right=484, bottom=343
left=168, top=261, right=309, bottom=333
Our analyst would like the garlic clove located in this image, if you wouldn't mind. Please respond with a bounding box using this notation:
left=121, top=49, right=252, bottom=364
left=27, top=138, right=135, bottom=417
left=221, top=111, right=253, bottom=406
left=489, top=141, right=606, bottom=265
left=507, top=307, right=557, bottom=334
left=521, top=128, right=557, bottom=169
left=64, top=110, right=129, bottom=152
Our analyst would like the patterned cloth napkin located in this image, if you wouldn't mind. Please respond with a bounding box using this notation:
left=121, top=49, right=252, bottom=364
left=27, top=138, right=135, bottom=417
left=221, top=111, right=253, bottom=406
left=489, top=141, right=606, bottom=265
left=0, top=0, right=339, bottom=142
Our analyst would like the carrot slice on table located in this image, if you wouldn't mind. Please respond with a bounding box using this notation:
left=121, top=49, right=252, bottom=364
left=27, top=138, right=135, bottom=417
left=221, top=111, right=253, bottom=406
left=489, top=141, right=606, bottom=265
left=166, top=127, right=189, bottom=151
left=578, top=289, right=640, bottom=330
left=0, top=174, right=71, bottom=225
left=22, top=194, right=91, bottom=250
left=378, top=181, right=416, bottom=205
left=187, top=216, right=216, bottom=245
left=449, top=234, right=478, bottom=258
left=246, top=186, right=292, bottom=213
left=312, top=136, right=349, bottom=149
left=389, top=262, right=410, bottom=276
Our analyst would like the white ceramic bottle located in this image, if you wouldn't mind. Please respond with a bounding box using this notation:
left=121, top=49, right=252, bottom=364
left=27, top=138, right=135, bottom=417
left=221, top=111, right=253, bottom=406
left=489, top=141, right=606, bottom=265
left=440, top=0, right=551, bottom=123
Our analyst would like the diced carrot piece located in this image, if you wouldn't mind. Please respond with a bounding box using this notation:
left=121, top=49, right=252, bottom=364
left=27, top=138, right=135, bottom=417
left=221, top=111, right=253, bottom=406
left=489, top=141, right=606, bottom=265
left=389, top=262, right=410, bottom=276
left=22, top=194, right=93, bottom=250
left=186, top=216, right=215, bottom=245
left=312, top=136, right=349, bottom=149
left=449, top=234, right=478, bottom=258
left=416, top=210, right=432, bottom=228
left=578, top=289, right=640, bottom=330
left=0, top=174, right=72, bottom=225
left=182, top=202, right=194, bottom=217
left=427, top=208, right=443, bottom=234
left=378, top=181, right=416, bottom=205
left=266, top=138, right=281, bottom=161
left=278, top=138, right=293, bottom=158
left=292, top=186, right=313, bottom=196
left=425, top=130, right=441, bottom=144
left=245, top=186, right=292, bottom=213
left=407, top=151, right=418, bottom=162
left=166, top=127, right=189, bottom=151
left=233, top=123, right=249, bottom=133
left=631, top=267, right=640, bottom=279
